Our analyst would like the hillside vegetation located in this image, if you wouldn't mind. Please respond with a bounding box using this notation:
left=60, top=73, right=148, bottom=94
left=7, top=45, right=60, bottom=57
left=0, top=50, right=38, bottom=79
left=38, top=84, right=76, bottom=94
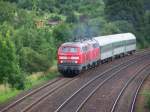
left=0, top=0, right=150, bottom=90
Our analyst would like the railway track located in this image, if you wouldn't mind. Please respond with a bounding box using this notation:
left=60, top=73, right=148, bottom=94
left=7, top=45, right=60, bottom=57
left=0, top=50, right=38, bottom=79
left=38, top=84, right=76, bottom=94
left=80, top=55, right=150, bottom=112
left=77, top=55, right=150, bottom=112
left=130, top=71, right=150, bottom=112
left=110, top=64, right=150, bottom=112
left=0, top=52, right=132, bottom=112
left=0, top=50, right=150, bottom=112
left=0, top=78, right=77, bottom=112
left=55, top=51, right=150, bottom=112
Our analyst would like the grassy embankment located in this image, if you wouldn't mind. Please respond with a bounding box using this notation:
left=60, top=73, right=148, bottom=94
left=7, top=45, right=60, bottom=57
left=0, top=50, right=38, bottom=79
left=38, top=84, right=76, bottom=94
left=143, top=91, right=150, bottom=109
left=0, top=64, right=59, bottom=103
left=143, top=91, right=150, bottom=110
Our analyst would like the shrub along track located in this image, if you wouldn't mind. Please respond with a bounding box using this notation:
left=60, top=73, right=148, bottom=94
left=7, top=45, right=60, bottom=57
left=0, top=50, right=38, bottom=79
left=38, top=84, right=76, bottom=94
left=0, top=49, right=149, bottom=112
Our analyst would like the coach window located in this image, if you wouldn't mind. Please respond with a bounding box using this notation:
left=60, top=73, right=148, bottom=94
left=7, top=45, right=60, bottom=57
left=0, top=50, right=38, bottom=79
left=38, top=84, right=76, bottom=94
left=127, top=39, right=135, bottom=45
left=114, top=41, right=123, bottom=48
left=101, top=44, right=111, bottom=52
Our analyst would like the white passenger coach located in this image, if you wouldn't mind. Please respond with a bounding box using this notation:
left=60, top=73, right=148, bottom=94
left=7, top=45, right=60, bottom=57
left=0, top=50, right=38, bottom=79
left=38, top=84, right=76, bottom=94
left=94, top=33, right=136, bottom=61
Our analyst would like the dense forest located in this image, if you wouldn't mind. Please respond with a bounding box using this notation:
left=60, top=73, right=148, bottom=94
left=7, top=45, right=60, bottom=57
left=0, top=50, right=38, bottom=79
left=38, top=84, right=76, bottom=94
left=0, top=0, right=150, bottom=89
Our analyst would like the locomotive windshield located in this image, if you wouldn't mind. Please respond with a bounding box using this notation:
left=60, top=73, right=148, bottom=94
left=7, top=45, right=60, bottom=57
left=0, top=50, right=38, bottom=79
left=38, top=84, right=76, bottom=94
left=62, top=46, right=78, bottom=53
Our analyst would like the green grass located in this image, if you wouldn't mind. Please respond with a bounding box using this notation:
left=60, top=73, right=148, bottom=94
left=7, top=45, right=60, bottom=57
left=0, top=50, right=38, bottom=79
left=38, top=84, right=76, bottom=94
left=141, top=90, right=150, bottom=110
left=25, top=71, right=59, bottom=90
left=0, top=71, right=59, bottom=103
left=0, top=88, right=20, bottom=103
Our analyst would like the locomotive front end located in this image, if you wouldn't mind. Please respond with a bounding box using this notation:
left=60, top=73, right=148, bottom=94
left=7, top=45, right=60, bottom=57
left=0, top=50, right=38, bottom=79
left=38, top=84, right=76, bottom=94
left=57, top=43, right=84, bottom=76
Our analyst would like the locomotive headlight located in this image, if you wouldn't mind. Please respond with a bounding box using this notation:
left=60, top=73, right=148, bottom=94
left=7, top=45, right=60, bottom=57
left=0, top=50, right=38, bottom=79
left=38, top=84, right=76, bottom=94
left=71, top=56, right=79, bottom=60
left=60, top=60, right=63, bottom=63
left=74, top=61, right=78, bottom=64
left=59, top=56, right=67, bottom=59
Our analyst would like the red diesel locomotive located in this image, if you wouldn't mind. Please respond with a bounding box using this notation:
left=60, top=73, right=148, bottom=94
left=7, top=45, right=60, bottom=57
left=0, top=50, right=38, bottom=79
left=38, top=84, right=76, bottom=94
left=57, top=39, right=100, bottom=76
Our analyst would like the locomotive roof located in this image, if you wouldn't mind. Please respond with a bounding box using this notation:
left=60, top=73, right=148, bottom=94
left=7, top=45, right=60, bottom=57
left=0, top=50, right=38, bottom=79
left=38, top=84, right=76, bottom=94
left=61, top=39, right=97, bottom=48
left=61, top=42, right=85, bottom=47
left=94, top=33, right=136, bottom=46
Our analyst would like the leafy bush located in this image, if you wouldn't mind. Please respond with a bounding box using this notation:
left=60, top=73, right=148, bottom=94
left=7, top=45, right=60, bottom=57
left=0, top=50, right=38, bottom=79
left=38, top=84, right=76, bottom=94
left=19, top=47, right=51, bottom=73
left=50, top=15, right=62, bottom=21
left=13, top=27, right=56, bottom=73
left=0, top=30, right=25, bottom=89
left=101, top=22, right=120, bottom=35
left=66, top=11, right=79, bottom=23
left=0, top=1, right=16, bottom=23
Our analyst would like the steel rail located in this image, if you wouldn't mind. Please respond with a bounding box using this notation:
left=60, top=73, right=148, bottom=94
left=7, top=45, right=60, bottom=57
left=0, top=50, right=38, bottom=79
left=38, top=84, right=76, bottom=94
left=130, top=68, right=150, bottom=112
left=1, top=50, right=149, bottom=112
left=76, top=57, right=150, bottom=112
left=55, top=52, right=150, bottom=112
left=22, top=78, right=76, bottom=112
left=110, top=63, right=150, bottom=112
left=1, top=78, right=61, bottom=112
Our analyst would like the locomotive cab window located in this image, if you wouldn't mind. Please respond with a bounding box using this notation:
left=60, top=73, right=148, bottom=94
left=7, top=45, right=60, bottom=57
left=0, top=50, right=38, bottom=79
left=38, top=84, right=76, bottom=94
left=62, top=47, right=78, bottom=53
left=70, top=47, right=78, bottom=53
left=62, top=47, right=69, bottom=52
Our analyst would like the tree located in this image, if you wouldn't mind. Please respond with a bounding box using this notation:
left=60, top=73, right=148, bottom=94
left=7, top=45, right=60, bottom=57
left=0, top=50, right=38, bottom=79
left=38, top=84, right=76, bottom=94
left=0, top=1, right=16, bottom=23
left=17, top=0, right=34, bottom=10
left=19, top=47, right=52, bottom=73
left=104, top=0, right=145, bottom=28
left=53, top=23, right=73, bottom=47
left=144, top=0, right=150, bottom=10
left=66, top=11, right=79, bottom=23
left=143, top=11, right=150, bottom=38
left=37, top=0, right=56, bottom=12
left=101, top=22, right=120, bottom=35
left=0, top=30, right=25, bottom=89
left=139, top=11, right=150, bottom=48
left=13, top=27, right=55, bottom=73
left=112, top=20, right=135, bottom=33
